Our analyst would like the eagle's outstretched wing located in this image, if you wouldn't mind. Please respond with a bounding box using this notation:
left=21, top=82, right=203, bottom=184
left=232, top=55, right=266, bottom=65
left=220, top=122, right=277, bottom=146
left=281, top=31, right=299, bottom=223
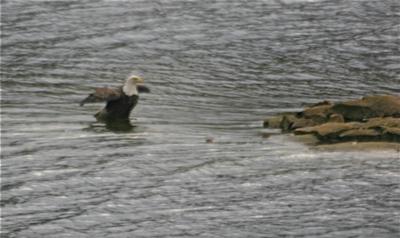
left=80, top=87, right=122, bottom=106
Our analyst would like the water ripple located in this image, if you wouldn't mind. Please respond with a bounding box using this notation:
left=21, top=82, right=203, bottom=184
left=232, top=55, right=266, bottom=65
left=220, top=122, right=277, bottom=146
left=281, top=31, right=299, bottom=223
left=2, top=0, right=400, bottom=237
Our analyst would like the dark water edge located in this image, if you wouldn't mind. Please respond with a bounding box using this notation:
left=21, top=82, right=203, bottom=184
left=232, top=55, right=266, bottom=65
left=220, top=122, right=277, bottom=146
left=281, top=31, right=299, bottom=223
left=1, top=0, right=400, bottom=237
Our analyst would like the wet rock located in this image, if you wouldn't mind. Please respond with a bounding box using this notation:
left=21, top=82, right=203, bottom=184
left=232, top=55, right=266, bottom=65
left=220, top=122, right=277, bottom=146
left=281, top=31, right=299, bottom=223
left=294, top=122, right=360, bottom=139
left=331, top=95, right=400, bottom=121
left=364, top=117, right=400, bottom=128
left=328, top=113, right=344, bottom=123
left=383, top=127, right=400, bottom=136
left=315, top=142, right=400, bottom=151
left=301, top=104, right=332, bottom=121
left=382, top=127, right=400, bottom=142
left=263, top=115, right=286, bottom=129
left=294, top=117, right=400, bottom=142
left=339, top=128, right=381, bottom=140
left=262, top=95, right=400, bottom=149
left=280, top=114, right=299, bottom=132
left=291, top=117, right=320, bottom=130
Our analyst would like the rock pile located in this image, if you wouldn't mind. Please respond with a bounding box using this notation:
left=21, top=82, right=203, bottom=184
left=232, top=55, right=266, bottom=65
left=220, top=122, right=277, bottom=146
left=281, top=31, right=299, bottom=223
left=263, top=95, right=400, bottom=147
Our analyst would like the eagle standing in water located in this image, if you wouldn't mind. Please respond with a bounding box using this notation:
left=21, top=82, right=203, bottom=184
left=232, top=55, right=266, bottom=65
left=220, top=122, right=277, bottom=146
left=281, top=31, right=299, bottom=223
left=80, top=75, right=150, bottom=122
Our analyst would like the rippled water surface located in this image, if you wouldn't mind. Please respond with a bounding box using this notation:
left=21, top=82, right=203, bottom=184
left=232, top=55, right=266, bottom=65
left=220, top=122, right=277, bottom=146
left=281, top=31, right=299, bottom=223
left=2, top=0, right=400, bottom=237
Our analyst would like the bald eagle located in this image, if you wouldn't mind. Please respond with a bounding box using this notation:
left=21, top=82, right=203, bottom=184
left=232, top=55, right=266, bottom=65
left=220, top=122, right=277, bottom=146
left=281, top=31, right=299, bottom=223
left=80, top=75, right=150, bottom=121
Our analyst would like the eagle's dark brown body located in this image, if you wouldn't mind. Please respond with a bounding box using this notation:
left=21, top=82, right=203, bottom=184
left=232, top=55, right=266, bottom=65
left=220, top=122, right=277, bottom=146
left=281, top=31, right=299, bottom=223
left=95, top=93, right=138, bottom=121
left=80, top=85, right=149, bottom=122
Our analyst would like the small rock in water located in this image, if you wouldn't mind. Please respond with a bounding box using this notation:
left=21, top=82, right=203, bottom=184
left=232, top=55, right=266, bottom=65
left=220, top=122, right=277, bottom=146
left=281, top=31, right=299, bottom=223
left=206, top=137, right=214, bottom=143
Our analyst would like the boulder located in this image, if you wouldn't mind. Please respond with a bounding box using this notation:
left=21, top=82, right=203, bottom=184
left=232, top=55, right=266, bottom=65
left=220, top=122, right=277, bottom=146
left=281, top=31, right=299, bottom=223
left=301, top=104, right=332, bottom=121
left=280, top=114, right=298, bottom=132
left=383, top=127, right=400, bottom=136
left=262, top=95, right=400, bottom=149
left=328, top=113, right=344, bottom=123
left=331, top=95, right=400, bottom=121
left=364, top=117, right=400, bottom=129
left=339, top=128, right=382, bottom=141
left=382, top=127, right=400, bottom=142
left=294, top=122, right=361, bottom=139
left=263, top=115, right=287, bottom=129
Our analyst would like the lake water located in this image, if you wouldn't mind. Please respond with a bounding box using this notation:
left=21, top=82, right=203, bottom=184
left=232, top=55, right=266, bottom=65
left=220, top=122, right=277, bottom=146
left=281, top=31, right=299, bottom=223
left=2, top=0, right=400, bottom=237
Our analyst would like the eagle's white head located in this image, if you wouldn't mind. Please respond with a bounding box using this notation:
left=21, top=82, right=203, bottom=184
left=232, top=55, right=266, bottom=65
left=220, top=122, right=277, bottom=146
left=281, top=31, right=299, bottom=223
left=123, top=75, right=144, bottom=96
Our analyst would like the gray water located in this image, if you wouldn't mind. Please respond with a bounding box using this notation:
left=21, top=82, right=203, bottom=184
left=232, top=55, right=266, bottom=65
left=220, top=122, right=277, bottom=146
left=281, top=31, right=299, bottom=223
left=2, top=0, right=400, bottom=237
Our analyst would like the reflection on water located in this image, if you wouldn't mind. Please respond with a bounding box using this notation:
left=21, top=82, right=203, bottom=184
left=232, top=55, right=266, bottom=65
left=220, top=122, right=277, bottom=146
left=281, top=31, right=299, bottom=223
left=2, top=0, right=400, bottom=237
left=104, top=120, right=135, bottom=132
left=84, top=120, right=135, bottom=133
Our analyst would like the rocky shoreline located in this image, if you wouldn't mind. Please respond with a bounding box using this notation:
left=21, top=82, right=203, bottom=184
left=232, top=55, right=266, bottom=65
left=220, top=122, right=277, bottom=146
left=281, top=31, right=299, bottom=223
left=263, top=95, right=400, bottom=150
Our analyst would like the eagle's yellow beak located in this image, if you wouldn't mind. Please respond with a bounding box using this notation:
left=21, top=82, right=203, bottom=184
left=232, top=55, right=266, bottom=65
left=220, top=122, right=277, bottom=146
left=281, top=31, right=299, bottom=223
left=134, top=76, right=144, bottom=84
